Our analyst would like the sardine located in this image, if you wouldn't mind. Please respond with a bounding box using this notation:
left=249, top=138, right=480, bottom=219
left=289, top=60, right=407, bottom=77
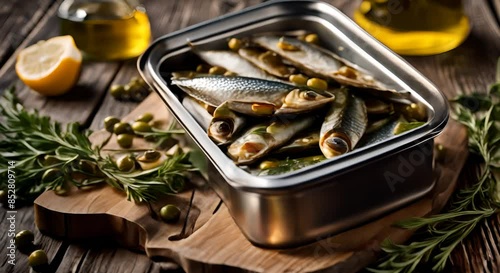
left=273, top=131, right=320, bottom=156
left=238, top=48, right=295, bottom=78
left=182, top=96, right=212, bottom=130
left=364, top=97, right=394, bottom=115
left=191, top=48, right=278, bottom=81
left=208, top=101, right=246, bottom=145
left=320, top=88, right=368, bottom=158
left=228, top=115, right=316, bottom=165
left=252, top=35, right=410, bottom=101
left=171, top=75, right=334, bottom=114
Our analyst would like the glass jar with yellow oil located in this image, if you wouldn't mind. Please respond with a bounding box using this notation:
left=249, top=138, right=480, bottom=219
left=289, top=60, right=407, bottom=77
left=58, top=0, right=151, bottom=60
left=354, top=0, right=470, bottom=55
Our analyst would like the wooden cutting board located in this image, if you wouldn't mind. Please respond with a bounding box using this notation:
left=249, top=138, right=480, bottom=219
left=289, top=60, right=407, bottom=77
left=34, top=93, right=468, bottom=273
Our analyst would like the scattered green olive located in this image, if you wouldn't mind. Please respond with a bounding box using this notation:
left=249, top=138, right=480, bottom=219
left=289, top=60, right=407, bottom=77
left=41, top=168, right=61, bottom=183
left=116, top=155, right=136, bottom=172
left=335, top=66, right=357, bottom=79
left=117, top=134, right=134, bottom=148
left=54, top=184, right=68, bottom=196
left=228, top=38, right=242, bottom=51
left=132, top=121, right=152, bottom=133
left=42, top=155, right=61, bottom=166
left=28, top=249, right=49, bottom=272
left=307, top=78, right=328, bottom=90
left=113, top=122, right=133, bottom=135
left=160, top=204, right=181, bottom=223
left=15, top=230, right=35, bottom=250
left=109, top=84, right=125, bottom=99
left=208, top=66, right=226, bottom=75
left=142, top=150, right=161, bottom=162
left=277, top=37, right=300, bottom=51
left=196, top=64, right=210, bottom=73
left=289, top=74, right=309, bottom=85
left=0, top=190, right=7, bottom=205
left=135, top=112, right=154, bottom=123
left=304, top=33, right=319, bottom=44
left=104, top=116, right=121, bottom=133
left=78, top=159, right=97, bottom=174
left=224, top=71, right=237, bottom=77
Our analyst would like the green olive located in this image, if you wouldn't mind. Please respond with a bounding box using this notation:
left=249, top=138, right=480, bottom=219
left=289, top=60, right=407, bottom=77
left=259, top=160, right=279, bottom=170
left=208, top=66, right=226, bottom=75
left=306, top=78, right=328, bottom=90
left=41, top=155, right=60, bottom=166
left=223, top=71, right=237, bottom=77
left=104, top=116, right=121, bottom=133
left=116, top=155, right=136, bottom=172
left=289, top=74, right=309, bottom=85
left=0, top=190, right=7, bottom=205
left=160, top=204, right=181, bottom=223
left=304, top=33, right=319, bottom=44
left=142, top=150, right=161, bottom=162
left=113, top=122, right=133, bottom=135
left=135, top=112, right=154, bottom=123
left=196, top=64, right=210, bottom=73
left=228, top=38, right=242, bottom=51
left=15, top=230, right=35, bottom=250
left=336, top=66, right=357, bottom=79
left=277, top=38, right=300, bottom=51
left=132, top=121, right=152, bottom=133
left=78, top=159, right=97, bottom=174
left=117, top=134, right=134, bottom=148
left=42, top=168, right=61, bottom=183
left=109, top=84, right=125, bottom=99
left=28, top=249, right=49, bottom=271
left=54, top=184, right=68, bottom=196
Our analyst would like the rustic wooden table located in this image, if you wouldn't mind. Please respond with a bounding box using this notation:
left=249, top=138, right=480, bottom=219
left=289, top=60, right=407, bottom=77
left=1, top=0, right=499, bottom=272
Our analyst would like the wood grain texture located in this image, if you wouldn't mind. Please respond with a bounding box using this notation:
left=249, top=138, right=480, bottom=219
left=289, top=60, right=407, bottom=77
left=0, top=0, right=56, bottom=67
left=0, top=0, right=499, bottom=272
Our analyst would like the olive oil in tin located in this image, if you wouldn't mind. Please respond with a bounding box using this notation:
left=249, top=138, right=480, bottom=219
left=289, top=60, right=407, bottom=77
left=354, top=0, right=470, bottom=55
left=58, top=0, right=151, bottom=60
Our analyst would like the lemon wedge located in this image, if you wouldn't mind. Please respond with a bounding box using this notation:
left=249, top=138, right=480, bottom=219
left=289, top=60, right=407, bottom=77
left=15, top=35, right=82, bottom=96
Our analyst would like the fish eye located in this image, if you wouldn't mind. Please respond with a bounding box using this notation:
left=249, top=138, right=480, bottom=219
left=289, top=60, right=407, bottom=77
left=300, top=91, right=319, bottom=100
left=210, top=120, right=232, bottom=137
left=325, top=136, right=349, bottom=155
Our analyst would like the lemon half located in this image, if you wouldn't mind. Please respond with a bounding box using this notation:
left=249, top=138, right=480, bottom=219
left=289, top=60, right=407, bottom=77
left=15, top=35, right=82, bottom=96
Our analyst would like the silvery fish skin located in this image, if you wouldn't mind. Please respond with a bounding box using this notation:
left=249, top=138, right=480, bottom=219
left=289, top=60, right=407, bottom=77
left=238, top=48, right=295, bottom=78
left=320, top=88, right=368, bottom=158
left=208, top=101, right=246, bottom=145
left=228, top=115, right=316, bottom=165
left=182, top=96, right=212, bottom=130
left=252, top=35, right=410, bottom=100
left=273, top=131, right=320, bottom=156
left=171, top=75, right=333, bottom=113
left=191, top=48, right=278, bottom=81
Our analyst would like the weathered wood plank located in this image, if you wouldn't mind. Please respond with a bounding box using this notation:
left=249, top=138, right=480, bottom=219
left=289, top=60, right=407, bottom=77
left=0, top=0, right=122, bottom=126
left=0, top=0, right=56, bottom=67
left=0, top=206, right=65, bottom=273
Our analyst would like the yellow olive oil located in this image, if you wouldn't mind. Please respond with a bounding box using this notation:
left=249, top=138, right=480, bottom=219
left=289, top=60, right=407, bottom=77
left=58, top=0, right=151, bottom=60
left=354, top=0, right=470, bottom=55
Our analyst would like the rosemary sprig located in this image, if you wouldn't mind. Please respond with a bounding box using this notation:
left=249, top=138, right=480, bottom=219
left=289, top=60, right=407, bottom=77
left=0, top=87, right=195, bottom=204
left=370, top=61, right=500, bottom=273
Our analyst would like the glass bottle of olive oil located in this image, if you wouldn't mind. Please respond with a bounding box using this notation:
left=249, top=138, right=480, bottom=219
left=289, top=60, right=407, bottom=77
left=58, top=0, right=151, bottom=60
left=354, top=0, right=470, bottom=55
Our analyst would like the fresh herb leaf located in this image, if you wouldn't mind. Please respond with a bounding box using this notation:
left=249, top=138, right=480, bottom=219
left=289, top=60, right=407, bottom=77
left=0, top=87, right=194, bottom=204
left=370, top=60, right=500, bottom=273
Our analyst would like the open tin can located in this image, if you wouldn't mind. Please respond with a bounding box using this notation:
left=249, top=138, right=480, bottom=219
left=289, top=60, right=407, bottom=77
left=138, top=0, right=449, bottom=248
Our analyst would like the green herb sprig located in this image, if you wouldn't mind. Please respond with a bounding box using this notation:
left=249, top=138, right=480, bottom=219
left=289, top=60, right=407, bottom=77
left=0, top=87, right=195, bottom=204
left=370, top=60, right=500, bottom=273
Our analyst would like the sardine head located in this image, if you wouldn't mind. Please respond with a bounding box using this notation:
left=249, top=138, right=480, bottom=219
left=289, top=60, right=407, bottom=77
left=277, top=89, right=334, bottom=114
left=228, top=133, right=270, bottom=165
left=208, top=119, right=234, bottom=144
left=320, top=131, right=351, bottom=158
